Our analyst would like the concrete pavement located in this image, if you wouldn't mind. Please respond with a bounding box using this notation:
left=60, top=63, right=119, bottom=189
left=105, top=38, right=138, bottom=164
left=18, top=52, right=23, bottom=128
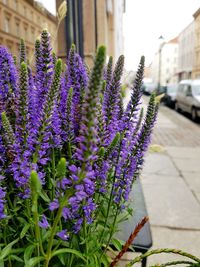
left=119, top=95, right=200, bottom=266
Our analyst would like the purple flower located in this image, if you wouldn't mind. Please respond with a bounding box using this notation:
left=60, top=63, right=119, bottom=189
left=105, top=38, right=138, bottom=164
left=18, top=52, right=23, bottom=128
left=57, top=229, right=69, bottom=241
left=0, top=186, right=6, bottom=219
left=38, top=215, right=49, bottom=229
left=49, top=199, right=59, bottom=211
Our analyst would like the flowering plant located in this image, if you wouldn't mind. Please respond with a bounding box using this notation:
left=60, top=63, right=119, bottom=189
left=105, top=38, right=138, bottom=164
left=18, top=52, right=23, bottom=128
left=0, top=30, right=200, bottom=267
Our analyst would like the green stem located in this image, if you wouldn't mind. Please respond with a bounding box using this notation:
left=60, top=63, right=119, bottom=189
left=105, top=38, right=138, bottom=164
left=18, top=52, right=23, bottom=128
left=83, top=218, right=88, bottom=265
left=150, top=260, right=198, bottom=267
left=32, top=194, right=45, bottom=257
left=99, top=137, right=122, bottom=244
left=44, top=191, right=71, bottom=267
left=52, top=148, right=56, bottom=199
left=67, top=235, right=75, bottom=267
left=45, top=207, right=63, bottom=266
left=125, top=248, right=200, bottom=267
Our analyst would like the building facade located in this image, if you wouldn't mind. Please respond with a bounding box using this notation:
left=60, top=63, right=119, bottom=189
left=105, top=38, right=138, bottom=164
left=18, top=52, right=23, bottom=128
left=56, top=0, right=125, bottom=66
left=193, top=8, right=200, bottom=78
left=178, top=21, right=195, bottom=81
left=150, top=37, right=179, bottom=86
left=161, top=37, right=179, bottom=85
left=0, top=0, right=57, bottom=61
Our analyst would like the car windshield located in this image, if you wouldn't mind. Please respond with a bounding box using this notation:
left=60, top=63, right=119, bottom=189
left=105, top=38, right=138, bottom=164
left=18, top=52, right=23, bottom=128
left=167, top=85, right=178, bottom=94
left=193, top=85, right=200, bottom=95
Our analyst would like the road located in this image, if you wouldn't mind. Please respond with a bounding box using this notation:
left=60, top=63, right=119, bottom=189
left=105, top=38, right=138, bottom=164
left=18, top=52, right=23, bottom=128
left=120, top=94, right=200, bottom=266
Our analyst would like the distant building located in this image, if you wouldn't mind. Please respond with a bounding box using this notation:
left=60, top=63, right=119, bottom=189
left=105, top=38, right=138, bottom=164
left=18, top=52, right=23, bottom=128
left=150, top=37, right=179, bottom=86
left=0, top=0, right=57, bottom=60
left=56, top=0, right=126, bottom=67
left=193, top=8, right=200, bottom=78
left=178, top=21, right=195, bottom=81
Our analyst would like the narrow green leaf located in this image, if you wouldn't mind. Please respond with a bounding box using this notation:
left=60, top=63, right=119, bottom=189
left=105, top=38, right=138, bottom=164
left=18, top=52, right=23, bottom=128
left=25, top=256, right=44, bottom=267
left=10, top=254, right=24, bottom=263
left=51, top=248, right=86, bottom=262
left=20, top=223, right=30, bottom=239
left=39, top=190, right=50, bottom=202
left=0, top=238, right=19, bottom=261
left=24, top=245, right=35, bottom=263
left=101, top=253, right=111, bottom=267
left=111, top=238, right=122, bottom=251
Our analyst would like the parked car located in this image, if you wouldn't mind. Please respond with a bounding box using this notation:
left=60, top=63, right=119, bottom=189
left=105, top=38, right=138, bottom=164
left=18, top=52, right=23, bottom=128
left=163, top=84, right=178, bottom=108
left=175, top=79, right=200, bottom=121
left=142, top=81, right=157, bottom=95
left=155, top=85, right=167, bottom=96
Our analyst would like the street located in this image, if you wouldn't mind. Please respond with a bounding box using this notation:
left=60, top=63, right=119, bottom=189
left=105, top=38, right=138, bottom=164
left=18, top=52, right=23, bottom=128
left=120, top=94, right=200, bottom=266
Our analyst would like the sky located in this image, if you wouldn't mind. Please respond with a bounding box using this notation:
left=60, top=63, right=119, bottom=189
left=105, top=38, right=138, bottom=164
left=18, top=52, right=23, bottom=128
left=123, top=0, right=200, bottom=70
left=38, top=0, right=200, bottom=71
left=36, top=0, right=56, bottom=15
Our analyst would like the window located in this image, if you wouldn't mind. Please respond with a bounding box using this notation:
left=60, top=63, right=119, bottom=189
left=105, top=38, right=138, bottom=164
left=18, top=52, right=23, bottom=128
left=24, top=25, right=28, bottom=40
left=31, top=27, right=35, bottom=39
left=31, top=11, right=34, bottom=21
left=13, top=0, right=18, bottom=10
left=16, top=22, right=20, bottom=36
left=24, top=6, right=26, bottom=17
left=4, top=16, right=10, bottom=33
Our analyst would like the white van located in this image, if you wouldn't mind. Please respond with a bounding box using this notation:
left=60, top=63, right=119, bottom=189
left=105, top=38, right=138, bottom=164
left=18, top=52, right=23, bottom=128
left=175, top=79, right=200, bottom=121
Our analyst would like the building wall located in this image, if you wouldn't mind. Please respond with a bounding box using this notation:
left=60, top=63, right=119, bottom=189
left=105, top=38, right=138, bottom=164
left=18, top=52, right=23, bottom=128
left=178, top=21, right=194, bottom=80
left=161, top=41, right=178, bottom=85
left=193, top=8, right=200, bottom=78
left=56, top=0, right=125, bottom=67
left=0, top=0, right=57, bottom=62
left=150, top=39, right=178, bottom=86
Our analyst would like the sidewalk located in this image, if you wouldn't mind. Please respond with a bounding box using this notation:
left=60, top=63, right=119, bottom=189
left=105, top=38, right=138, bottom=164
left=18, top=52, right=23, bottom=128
left=119, top=93, right=200, bottom=266
left=141, top=99, right=200, bottom=264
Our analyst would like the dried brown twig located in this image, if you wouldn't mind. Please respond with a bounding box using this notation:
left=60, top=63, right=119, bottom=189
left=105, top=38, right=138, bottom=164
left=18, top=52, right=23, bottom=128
left=109, top=216, right=149, bottom=267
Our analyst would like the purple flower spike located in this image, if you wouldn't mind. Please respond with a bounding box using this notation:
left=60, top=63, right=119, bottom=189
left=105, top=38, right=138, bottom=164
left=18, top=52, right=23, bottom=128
left=0, top=184, right=6, bottom=219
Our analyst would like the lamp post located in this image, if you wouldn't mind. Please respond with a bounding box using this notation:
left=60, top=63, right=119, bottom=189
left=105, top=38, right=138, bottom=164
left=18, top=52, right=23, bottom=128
left=157, top=35, right=165, bottom=93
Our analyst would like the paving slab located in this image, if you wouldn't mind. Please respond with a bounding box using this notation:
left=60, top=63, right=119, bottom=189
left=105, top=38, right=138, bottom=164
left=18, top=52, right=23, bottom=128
left=115, top=227, right=200, bottom=266
left=182, top=172, right=200, bottom=195
left=172, top=157, right=200, bottom=172
left=147, top=227, right=200, bottom=265
left=167, top=146, right=200, bottom=159
left=143, top=152, right=179, bottom=176
left=141, top=173, right=200, bottom=229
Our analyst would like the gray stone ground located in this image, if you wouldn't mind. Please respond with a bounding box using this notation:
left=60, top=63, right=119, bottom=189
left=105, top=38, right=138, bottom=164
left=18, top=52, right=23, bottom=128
left=118, top=94, right=200, bottom=266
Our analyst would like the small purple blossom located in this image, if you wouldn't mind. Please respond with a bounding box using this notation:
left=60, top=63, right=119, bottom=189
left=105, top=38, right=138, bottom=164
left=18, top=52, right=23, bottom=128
left=38, top=215, right=49, bottom=229
left=49, top=199, right=59, bottom=211
left=57, top=229, right=69, bottom=241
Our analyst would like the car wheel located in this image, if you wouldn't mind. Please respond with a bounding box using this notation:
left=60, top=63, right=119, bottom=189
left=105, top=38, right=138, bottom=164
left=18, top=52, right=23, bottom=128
left=191, top=107, right=197, bottom=121
left=175, top=102, right=180, bottom=112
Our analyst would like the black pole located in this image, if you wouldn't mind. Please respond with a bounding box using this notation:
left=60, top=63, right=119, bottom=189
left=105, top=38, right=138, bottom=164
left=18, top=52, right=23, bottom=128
left=94, top=0, right=98, bottom=49
left=77, top=0, right=84, bottom=57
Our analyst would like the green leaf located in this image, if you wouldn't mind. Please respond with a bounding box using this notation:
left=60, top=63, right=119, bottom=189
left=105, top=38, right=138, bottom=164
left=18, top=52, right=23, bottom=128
left=0, top=238, right=19, bottom=261
left=24, top=245, right=35, bottom=264
left=10, top=254, right=24, bottom=263
left=25, top=256, right=44, bottom=267
left=51, top=248, right=86, bottom=262
left=20, top=223, right=30, bottom=239
left=101, top=253, right=111, bottom=267
left=111, top=238, right=122, bottom=251
left=89, top=254, right=100, bottom=267
left=57, top=253, right=65, bottom=265
left=39, top=190, right=50, bottom=202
